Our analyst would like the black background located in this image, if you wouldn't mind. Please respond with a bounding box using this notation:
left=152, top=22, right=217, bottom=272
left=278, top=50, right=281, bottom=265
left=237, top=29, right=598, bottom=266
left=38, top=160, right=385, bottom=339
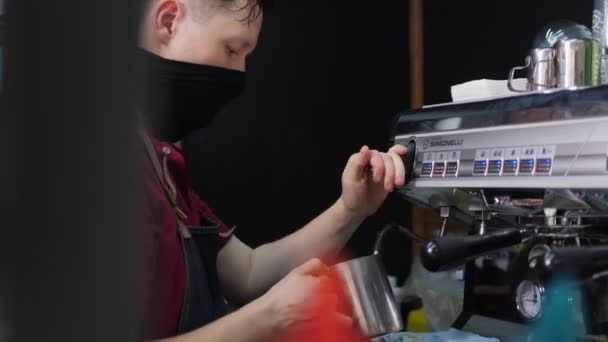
left=424, top=1, right=592, bottom=105
left=185, top=0, right=411, bottom=260
left=184, top=1, right=592, bottom=281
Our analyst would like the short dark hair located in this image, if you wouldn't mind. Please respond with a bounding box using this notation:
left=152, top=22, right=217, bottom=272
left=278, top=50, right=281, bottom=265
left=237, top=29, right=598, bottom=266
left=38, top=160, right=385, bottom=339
left=218, top=0, right=273, bottom=21
left=143, top=0, right=273, bottom=23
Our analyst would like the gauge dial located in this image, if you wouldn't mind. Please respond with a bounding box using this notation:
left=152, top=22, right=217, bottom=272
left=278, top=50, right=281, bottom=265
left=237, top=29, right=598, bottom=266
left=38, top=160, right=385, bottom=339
left=516, top=280, right=544, bottom=321
left=528, top=244, right=551, bottom=263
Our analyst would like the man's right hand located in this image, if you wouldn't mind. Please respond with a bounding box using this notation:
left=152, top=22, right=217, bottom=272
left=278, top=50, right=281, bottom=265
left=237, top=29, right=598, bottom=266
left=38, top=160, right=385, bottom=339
left=157, top=258, right=364, bottom=342
left=257, top=258, right=357, bottom=339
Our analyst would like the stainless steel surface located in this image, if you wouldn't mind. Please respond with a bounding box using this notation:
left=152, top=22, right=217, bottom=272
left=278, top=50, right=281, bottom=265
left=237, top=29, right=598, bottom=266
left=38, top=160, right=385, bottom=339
left=332, top=226, right=403, bottom=337
left=555, top=39, right=602, bottom=88
left=508, top=49, right=556, bottom=92
left=530, top=48, right=557, bottom=90
left=333, top=255, right=403, bottom=337
left=396, top=116, right=608, bottom=191
left=394, top=86, right=608, bottom=136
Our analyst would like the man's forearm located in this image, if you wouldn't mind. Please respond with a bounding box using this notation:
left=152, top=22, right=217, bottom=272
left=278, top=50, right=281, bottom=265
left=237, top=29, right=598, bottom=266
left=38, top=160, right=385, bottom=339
left=154, top=296, right=278, bottom=342
left=245, top=197, right=366, bottom=299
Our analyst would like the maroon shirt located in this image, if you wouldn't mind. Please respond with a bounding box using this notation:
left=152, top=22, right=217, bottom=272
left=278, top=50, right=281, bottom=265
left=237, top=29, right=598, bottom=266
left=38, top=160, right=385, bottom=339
left=142, top=135, right=233, bottom=339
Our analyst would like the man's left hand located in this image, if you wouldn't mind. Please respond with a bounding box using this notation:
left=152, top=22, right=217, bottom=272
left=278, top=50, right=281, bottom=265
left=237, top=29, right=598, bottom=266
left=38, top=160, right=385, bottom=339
left=339, top=144, right=407, bottom=218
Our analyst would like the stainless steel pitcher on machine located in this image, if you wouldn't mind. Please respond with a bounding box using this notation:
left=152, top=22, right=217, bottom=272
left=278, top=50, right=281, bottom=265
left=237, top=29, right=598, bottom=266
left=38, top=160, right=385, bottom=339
left=508, top=21, right=602, bottom=92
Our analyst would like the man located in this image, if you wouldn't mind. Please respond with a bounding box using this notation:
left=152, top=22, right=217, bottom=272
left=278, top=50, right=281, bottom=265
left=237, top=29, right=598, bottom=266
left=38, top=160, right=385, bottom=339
left=136, top=0, right=408, bottom=340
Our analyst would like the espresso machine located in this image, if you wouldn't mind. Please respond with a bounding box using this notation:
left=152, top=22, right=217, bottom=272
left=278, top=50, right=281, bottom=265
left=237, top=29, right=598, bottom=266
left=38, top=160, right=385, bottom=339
left=392, top=86, right=608, bottom=341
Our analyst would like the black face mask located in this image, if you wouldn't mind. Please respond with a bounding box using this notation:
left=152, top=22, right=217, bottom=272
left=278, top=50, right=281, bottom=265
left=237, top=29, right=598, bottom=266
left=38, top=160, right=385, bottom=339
left=135, top=48, right=246, bottom=142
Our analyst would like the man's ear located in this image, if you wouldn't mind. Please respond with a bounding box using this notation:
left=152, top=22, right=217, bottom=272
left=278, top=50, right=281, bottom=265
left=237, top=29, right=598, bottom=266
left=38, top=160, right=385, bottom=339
left=153, top=0, right=183, bottom=46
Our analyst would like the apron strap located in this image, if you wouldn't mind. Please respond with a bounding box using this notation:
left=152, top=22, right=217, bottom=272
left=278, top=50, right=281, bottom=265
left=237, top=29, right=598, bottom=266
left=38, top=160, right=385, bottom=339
left=140, top=128, right=192, bottom=239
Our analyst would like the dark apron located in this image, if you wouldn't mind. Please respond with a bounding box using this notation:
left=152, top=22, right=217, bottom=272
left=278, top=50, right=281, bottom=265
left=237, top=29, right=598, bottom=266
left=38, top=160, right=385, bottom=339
left=176, top=222, right=228, bottom=334
left=141, top=131, right=227, bottom=336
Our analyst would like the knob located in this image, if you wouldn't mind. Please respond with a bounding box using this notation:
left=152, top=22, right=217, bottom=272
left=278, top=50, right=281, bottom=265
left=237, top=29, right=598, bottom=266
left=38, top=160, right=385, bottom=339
left=403, top=140, right=417, bottom=182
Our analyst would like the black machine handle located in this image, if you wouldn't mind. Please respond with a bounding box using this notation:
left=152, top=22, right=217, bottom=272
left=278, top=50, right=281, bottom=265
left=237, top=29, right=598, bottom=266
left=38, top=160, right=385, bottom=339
left=420, top=228, right=525, bottom=272
left=535, top=246, right=608, bottom=279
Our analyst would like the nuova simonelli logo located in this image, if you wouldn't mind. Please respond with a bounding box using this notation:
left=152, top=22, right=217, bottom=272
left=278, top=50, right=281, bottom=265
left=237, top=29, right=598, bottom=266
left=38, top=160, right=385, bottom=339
left=421, top=137, right=464, bottom=150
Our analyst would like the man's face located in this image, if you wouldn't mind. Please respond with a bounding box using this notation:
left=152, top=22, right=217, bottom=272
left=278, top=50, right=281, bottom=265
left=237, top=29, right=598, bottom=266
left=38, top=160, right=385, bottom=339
left=142, top=0, right=263, bottom=71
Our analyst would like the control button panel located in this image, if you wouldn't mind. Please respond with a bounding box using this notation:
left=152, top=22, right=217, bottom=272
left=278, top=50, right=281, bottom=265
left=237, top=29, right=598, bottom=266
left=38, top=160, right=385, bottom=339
left=475, top=150, right=490, bottom=160
left=473, top=160, right=487, bottom=175
left=535, top=158, right=552, bottom=174
left=502, top=147, right=520, bottom=174
left=538, top=145, right=556, bottom=158
left=448, top=151, right=461, bottom=161
left=421, top=163, right=433, bottom=176
left=473, top=149, right=489, bottom=176
left=421, top=152, right=434, bottom=177
left=396, top=116, right=608, bottom=189
left=488, top=160, right=503, bottom=175
left=488, top=149, right=504, bottom=175
left=506, top=147, right=521, bottom=159
left=491, top=149, right=505, bottom=159
left=502, top=159, right=518, bottom=174
left=522, top=146, right=538, bottom=158
left=445, top=161, right=459, bottom=176
left=416, top=145, right=556, bottom=178
left=535, top=145, right=555, bottom=174
left=519, top=159, right=535, bottom=174
left=432, top=161, right=446, bottom=177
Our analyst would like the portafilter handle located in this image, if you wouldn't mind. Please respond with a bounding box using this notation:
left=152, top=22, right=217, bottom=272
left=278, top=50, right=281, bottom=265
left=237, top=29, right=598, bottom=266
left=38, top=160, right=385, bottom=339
left=420, top=228, right=526, bottom=272
left=535, top=246, right=608, bottom=279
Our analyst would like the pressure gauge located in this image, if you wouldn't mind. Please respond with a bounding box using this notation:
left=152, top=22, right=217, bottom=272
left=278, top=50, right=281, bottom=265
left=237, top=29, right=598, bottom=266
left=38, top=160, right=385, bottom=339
left=515, top=280, right=545, bottom=321
left=528, top=244, right=552, bottom=263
